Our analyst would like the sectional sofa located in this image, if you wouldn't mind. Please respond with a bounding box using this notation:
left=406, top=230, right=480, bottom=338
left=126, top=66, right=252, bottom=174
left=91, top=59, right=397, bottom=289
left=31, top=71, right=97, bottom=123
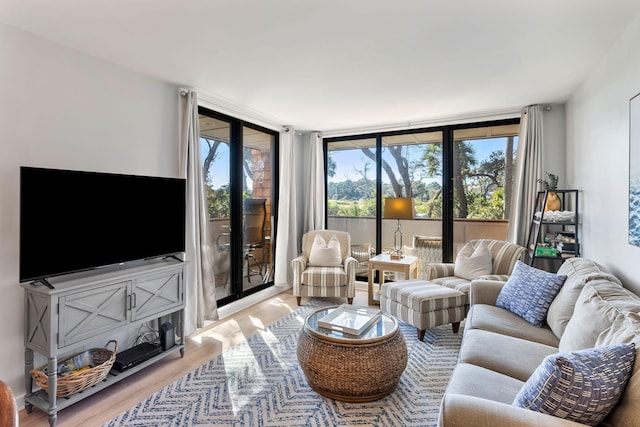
left=438, top=257, right=640, bottom=427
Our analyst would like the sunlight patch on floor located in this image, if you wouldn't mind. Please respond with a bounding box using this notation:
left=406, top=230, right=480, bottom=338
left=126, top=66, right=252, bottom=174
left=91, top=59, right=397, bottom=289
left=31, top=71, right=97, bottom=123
left=188, top=318, right=243, bottom=347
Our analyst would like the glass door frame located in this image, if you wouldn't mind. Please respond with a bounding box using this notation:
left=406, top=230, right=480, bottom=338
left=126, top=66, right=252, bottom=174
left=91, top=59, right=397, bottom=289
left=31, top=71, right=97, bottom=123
left=198, top=106, right=279, bottom=308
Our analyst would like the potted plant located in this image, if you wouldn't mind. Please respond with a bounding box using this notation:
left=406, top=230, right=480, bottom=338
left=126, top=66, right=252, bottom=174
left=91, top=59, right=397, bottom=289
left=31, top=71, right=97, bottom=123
left=537, top=172, right=561, bottom=211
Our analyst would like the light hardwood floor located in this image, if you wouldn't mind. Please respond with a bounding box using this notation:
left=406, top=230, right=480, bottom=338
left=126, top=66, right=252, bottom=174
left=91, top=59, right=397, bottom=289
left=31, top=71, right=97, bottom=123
left=19, top=288, right=370, bottom=427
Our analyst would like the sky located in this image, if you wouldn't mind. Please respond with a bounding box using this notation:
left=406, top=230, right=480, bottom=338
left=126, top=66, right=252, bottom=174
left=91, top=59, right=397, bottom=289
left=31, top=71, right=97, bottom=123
left=201, top=136, right=518, bottom=189
left=329, top=137, right=516, bottom=184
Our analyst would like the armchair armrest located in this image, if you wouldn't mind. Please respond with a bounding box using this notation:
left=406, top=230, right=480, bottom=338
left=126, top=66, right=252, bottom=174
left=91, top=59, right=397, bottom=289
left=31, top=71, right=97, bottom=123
left=291, top=254, right=309, bottom=293
left=426, top=263, right=455, bottom=280
left=344, top=256, right=358, bottom=272
left=469, top=279, right=506, bottom=306
left=344, top=256, right=358, bottom=296
left=439, top=394, right=586, bottom=427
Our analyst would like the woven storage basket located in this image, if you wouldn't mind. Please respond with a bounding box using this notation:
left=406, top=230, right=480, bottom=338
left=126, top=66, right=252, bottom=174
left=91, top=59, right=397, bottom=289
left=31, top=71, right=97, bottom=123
left=31, top=340, right=118, bottom=398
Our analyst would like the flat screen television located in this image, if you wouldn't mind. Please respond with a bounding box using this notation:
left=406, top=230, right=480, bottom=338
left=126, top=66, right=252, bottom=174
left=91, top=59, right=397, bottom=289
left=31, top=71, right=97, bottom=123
left=20, top=166, right=186, bottom=283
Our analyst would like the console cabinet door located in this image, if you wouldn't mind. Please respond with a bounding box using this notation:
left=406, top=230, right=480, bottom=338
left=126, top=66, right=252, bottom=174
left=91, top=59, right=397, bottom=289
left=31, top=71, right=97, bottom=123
left=131, top=268, right=183, bottom=322
left=58, top=281, right=130, bottom=349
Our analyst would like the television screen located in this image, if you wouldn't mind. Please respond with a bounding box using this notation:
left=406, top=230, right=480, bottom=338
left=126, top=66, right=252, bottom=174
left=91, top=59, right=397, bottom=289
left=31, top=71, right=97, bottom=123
left=20, top=167, right=186, bottom=282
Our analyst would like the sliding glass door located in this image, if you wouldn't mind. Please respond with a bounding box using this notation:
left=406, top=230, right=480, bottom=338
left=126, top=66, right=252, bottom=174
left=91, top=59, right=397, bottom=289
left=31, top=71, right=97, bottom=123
left=199, top=107, right=278, bottom=307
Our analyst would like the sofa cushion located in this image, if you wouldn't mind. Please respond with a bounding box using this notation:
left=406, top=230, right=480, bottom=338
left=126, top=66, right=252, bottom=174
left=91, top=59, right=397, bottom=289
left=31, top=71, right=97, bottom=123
left=513, top=343, right=636, bottom=426
left=459, top=329, right=559, bottom=382
left=496, top=261, right=567, bottom=327
left=548, top=273, right=621, bottom=339
left=454, top=243, right=492, bottom=280
left=467, top=304, right=560, bottom=347
left=559, top=281, right=640, bottom=352
left=445, top=362, right=525, bottom=405
left=546, top=258, right=619, bottom=340
left=556, top=257, right=611, bottom=278
left=308, top=234, right=342, bottom=266
left=596, top=312, right=640, bottom=347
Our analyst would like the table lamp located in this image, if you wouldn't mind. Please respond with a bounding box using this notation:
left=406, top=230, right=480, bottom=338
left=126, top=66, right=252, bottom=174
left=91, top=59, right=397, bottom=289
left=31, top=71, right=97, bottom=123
left=383, top=197, right=415, bottom=259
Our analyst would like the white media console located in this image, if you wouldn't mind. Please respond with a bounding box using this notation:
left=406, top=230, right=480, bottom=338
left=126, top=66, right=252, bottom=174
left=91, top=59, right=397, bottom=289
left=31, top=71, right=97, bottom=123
left=22, top=258, right=186, bottom=427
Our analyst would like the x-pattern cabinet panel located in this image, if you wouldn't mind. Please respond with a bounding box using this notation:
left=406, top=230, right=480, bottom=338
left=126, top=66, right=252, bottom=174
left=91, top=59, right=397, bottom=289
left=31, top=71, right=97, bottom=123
left=59, top=281, right=130, bottom=348
left=132, top=270, right=183, bottom=321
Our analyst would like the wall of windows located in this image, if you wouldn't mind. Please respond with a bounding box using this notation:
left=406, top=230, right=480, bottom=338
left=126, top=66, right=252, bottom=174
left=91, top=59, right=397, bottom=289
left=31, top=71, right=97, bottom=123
left=325, top=119, right=519, bottom=263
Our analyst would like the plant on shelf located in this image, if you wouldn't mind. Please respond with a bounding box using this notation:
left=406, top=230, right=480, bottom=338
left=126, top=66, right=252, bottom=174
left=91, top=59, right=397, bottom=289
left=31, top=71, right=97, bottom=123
left=538, top=172, right=561, bottom=211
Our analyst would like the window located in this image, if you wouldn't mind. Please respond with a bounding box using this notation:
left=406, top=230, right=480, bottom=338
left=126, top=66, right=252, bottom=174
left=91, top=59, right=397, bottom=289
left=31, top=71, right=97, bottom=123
left=325, top=119, right=519, bottom=262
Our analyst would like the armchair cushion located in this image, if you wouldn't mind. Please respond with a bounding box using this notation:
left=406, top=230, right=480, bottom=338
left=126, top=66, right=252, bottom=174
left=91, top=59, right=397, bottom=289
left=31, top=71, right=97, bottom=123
left=454, top=243, right=492, bottom=280
left=308, top=234, right=342, bottom=267
left=301, top=266, right=348, bottom=287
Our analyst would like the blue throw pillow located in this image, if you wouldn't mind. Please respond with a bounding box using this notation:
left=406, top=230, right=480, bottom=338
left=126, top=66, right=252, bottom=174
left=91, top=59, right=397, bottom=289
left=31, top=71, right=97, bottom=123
left=496, top=260, right=567, bottom=327
left=513, top=343, right=636, bottom=426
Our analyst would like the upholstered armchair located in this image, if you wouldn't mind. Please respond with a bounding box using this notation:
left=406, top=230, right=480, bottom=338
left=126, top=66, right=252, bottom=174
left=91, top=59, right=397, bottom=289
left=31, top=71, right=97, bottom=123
left=291, top=230, right=358, bottom=306
left=426, top=239, right=526, bottom=298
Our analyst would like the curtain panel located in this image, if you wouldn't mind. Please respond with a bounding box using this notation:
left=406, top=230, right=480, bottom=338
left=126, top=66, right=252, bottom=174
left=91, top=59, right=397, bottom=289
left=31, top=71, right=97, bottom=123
left=507, top=104, right=543, bottom=247
left=274, top=126, right=299, bottom=288
left=303, top=131, right=325, bottom=231
left=179, top=89, right=218, bottom=334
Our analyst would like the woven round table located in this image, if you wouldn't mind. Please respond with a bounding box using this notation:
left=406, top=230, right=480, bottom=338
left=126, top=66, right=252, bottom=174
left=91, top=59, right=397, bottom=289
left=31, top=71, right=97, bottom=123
left=297, top=306, right=407, bottom=402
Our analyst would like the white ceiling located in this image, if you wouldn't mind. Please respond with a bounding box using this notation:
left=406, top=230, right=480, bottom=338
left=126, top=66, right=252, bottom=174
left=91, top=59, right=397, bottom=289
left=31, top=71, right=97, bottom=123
left=2, top=0, right=640, bottom=132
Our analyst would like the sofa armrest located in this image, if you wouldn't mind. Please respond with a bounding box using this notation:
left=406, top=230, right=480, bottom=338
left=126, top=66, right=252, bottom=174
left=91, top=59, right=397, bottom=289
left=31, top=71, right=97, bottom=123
left=426, top=263, right=455, bottom=280
left=469, top=279, right=506, bottom=306
left=439, top=394, right=586, bottom=427
left=478, top=274, right=510, bottom=281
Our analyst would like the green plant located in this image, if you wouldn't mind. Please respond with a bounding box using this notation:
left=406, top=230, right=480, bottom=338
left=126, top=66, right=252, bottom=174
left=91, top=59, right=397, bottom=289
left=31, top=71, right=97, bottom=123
left=537, top=172, right=559, bottom=190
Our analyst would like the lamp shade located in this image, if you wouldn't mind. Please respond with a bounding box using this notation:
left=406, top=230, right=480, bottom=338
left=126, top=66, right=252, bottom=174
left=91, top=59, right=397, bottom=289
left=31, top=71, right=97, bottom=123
left=383, top=197, right=415, bottom=220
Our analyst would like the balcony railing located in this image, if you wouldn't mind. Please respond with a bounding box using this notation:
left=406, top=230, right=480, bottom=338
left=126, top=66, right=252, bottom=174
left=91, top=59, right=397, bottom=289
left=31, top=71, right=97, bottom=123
left=328, top=216, right=509, bottom=257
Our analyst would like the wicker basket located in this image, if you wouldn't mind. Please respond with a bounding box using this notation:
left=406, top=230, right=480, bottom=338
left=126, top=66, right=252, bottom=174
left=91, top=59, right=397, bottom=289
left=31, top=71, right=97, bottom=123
left=31, top=340, right=118, bottom=398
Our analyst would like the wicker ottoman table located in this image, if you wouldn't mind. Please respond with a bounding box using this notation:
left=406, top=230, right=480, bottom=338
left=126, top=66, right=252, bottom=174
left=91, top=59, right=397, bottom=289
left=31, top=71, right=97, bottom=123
left=380, top=280, right=466, bottom=341
left=297, top=306, right=407, bottom=402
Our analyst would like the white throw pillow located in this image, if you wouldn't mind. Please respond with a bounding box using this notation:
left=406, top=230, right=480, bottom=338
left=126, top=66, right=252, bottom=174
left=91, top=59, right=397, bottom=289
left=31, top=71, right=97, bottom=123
left=454, top=244, right=492, bottom=280
left=308, top=234, right=342, bottom=266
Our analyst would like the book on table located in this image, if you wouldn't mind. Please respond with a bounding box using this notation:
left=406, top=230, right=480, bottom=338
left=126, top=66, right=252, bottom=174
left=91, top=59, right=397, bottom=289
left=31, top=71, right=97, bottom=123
left=318, top=304, right=381, bottom=335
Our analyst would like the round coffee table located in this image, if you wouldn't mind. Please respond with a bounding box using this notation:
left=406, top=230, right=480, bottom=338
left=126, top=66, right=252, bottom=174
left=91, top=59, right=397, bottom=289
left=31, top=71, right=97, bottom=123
left=297, top=306, right=407, bottom=402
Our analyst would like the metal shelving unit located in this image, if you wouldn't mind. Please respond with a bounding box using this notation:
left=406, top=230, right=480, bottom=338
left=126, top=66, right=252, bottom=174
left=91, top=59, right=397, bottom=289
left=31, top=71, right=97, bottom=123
left=526, top=189, right=579, bottom=269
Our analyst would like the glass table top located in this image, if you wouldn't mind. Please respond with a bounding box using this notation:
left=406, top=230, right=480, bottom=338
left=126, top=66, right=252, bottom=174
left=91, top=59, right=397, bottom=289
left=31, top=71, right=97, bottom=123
left=304, top=305, right=398, bottom=342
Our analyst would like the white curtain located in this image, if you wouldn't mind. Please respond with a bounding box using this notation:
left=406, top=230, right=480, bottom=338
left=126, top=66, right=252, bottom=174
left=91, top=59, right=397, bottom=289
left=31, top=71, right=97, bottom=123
left=274, top=126, right=299, bottom=288
left=179, top=89, right=218, bottom=334
left=507, top=105, right=543, bottom=247
left=303, top=131, right=325, bottom=231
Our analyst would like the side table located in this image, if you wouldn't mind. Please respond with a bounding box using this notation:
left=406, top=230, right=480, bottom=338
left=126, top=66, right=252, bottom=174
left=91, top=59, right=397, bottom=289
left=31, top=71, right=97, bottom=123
left=368, top=254, right=418, bottom=305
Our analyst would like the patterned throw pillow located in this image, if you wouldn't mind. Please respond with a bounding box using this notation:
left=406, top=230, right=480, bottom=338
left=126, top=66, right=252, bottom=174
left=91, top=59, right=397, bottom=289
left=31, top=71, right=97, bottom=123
left=496, top=260, right=567, bottom=327
left=513, top=343, right=636, bottom=426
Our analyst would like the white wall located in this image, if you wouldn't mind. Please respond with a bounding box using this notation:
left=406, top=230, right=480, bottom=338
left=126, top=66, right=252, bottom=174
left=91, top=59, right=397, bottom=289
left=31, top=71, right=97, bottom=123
left=0, top=23, right=180, bottom=401
left=566, top=15, right=640, bottom=294
left=543, top=104, right=567, bottom=188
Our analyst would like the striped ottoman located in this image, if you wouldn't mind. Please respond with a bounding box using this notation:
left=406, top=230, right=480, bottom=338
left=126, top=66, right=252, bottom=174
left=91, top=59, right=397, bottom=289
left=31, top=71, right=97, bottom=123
left=380, top=280, right=466, bottom=341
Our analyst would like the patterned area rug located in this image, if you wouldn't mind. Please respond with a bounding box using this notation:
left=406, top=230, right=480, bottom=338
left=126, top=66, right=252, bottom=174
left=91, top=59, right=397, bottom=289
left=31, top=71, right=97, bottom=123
left=105, top=302, right=462, bottom=427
